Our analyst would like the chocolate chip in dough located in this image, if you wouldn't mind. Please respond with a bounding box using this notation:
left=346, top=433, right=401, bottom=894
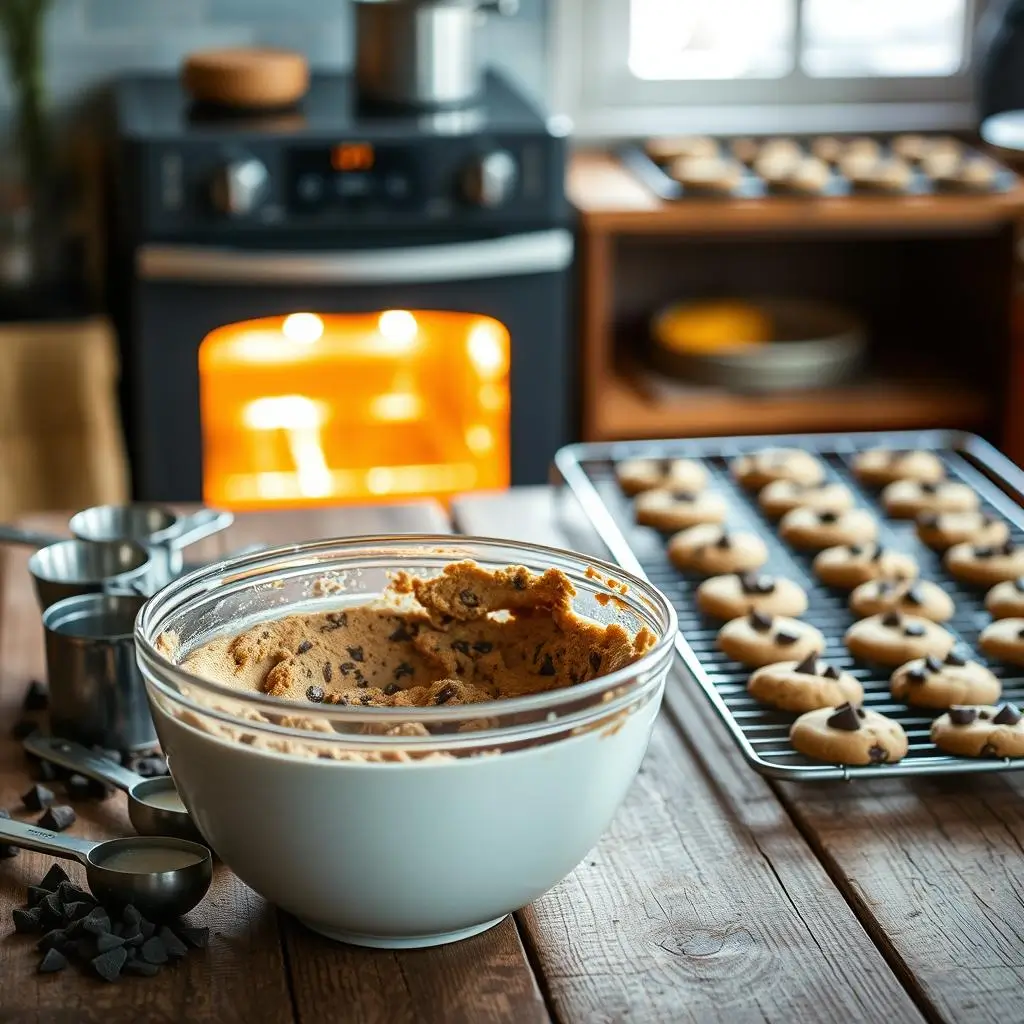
left=774, top=629, right=801, bottom=646
left=793, top=652, right=818, bottom=675
left=394, top=662, right=414, bottom=680
left=748, top=610, right=773, bottom=632
left=868, top=745, right=889, bottom=764
left=388, top=622, right=412, bottom=642
left=920, top=481, right=940, bottom=495
left=994, top=703, right=1022, bottom=726
left=822, top=665, right=841, bottom=680
left=451, top=640, right=471, bottom=655
left=295, top=640, right=313, bottom=655
left=459, top=589, right=480, bottom=608
left=305, top=686, right=325, bottom=703
left=975, top=546, right=995, bottom=559
left=924, top=654, right=944, bottom=673
left=538, top=654, right=556, bottom=676
left=918, top=512, right=940, bottom=527
left=944, top=649, right=967, bottom=667
left=1002, top=541, right=1018, bottom=556
left=870, top=546, right=886, bottom=562
left=1014, top=577, right=1024, bottom=594
left=434, top=684, right=457, bottom=705
left=818, top=511, right=839, bottom=524
left=848, top=545, right=864, bottom=557
left=881, top=611, right=902, bottom=628
left=949, top=706, right=978, bottom=726
left=905, top=667, right=928, bottom=685
left=903, top=623, right=926, bottom=637
left=827, top=703, right=862, bottom=731
left=383, top=683, right=401, bottom=696
left=904, top=585, right=924, bottom=606
left=714, top=532, right=732, bottom=550
left=739, top=573, right=775, bottom=595
left=346, top=645, right=365, bottom=663
left=321, top=662, right=332, bottom=683
left=671, top=490, right=697, bottom=503
left=590, top=651, right=602, bottom=674
left=472, top=641, right=493, bottom=654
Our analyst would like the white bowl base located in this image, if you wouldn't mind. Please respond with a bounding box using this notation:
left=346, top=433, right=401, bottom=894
left=297, top=913, right=509, bottom=949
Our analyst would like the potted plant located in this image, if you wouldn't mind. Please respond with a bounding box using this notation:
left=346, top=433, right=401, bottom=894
left=0, top=0, right=58, bottom=304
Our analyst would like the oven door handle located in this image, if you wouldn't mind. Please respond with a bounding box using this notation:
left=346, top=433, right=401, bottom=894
left=136, top=229, right=574, bottom=285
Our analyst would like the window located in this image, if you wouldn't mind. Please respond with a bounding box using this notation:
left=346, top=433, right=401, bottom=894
left=551, top=0, right=984, bottom=139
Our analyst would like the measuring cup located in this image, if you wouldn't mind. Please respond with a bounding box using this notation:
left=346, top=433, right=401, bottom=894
left=0, top=816, right=212, bottom=919
left=24, top=735, right=203, bottom=845
left=69, top=505, right=233, bottom=587
left=43, top=593, right=157, bottom=752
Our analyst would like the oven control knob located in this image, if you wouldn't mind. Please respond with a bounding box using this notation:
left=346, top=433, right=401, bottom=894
left=461, top=150, right=518, bottom=208
left=210, top=158, right=270, bottom=217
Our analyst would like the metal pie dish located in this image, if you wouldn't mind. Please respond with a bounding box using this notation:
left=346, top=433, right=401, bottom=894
left=134, top=536, right=677, bottom=949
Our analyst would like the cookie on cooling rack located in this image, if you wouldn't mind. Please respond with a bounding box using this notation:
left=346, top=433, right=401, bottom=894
left=881, top=479, right=979, bottom=519
left=634, top=488, right=727, bottom=532
left=716, top=611, right=824, bottom=668
left=747, top=653, right=863, bottom=713
left=890, top=651, right=1001, bottom=710
left=758, top=480, right=855, bottom=520
left=915, top=511, right=1008, bottom=552
left=851, top=449, right=945, bottom=487
left=790, top=703, right=908, bottom=766
left=931, top=703, right=1024, bottom=758
left=616, top=457, right=708, bottom=496
left=813, top=544, right=919, bottom=590
left=695, top=572, right=808, bottom=620
left=667, top=524, right=768, bottom=576
left=946, top=540, right=1024, bottom=587
left=979, top=617, right=1024, bottom=666
left=845, top=611, right=955, bottom=666
left=778, top=507, right=877, bottom=551
left=848, top=578, right=954, bottom=623
left=985, top=578, right=1024, bottom=620
left=731, top=448, right=825, bottom=491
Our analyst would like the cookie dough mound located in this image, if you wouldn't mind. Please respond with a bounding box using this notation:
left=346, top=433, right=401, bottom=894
left=980, top=617, right=1024, bottom=666
left=881, top=479, right=978, bottom=519
left=717, top=612, right=824, bottom=668
left=852, top=449, right=944, bottom=487
left=890, top=652, right=1001, bottom=709
left=731, top=448, right=824, bottom=491
left=813, top=544, right=918, bottom=590
left=696, top=573, right=807, bottom=620
left=985, top=578, right=1024, bottom=620
left=916, top=511, right=1008, bottom=552
left=946, top=540, right=1024, bottom=587
left=778, top=507, right=877, bottom=551
left=931, top=704, right=1024, bottom=758
left=634, top=488, right=727, bottom=532
left=667, top=525, right=768, bottom=576
left=748, top=654, right=863, bottom=713
left=848, top=578, right=954, bottom=623
left=758, top=480, right=854, bottom=520
left=790, top=704, right=908, bottom=765
left=616, top=457, right=707, bottom=496
left=845, top=612, right=954, bottom=666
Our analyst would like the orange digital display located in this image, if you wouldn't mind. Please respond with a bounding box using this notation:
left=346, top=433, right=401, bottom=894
left=331, top=143, right=375, bottom=172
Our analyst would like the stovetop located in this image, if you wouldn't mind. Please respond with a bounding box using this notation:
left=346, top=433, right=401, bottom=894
left=115, top=69, right=551, bottom=142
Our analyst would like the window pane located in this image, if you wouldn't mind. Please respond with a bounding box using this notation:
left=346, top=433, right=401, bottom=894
left=802, top=0, right=968, bottom=77
left=629, top=0, right=795, bottom=80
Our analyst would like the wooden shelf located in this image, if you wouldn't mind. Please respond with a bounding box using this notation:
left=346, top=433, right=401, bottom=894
left=568, top=151, right=1024, bottom=237
left=589, top=370, right=991, bottom=442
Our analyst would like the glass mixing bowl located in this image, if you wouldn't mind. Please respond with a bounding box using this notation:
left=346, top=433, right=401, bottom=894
left=135, top=536, right=677, bottom=948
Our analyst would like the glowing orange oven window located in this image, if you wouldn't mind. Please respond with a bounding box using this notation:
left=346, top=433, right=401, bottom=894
left=199, top=311, right=510, bottom=509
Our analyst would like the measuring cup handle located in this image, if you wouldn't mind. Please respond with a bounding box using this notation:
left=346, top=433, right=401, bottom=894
left=0, top=525, right=66, bottom=549
left=0, top=816, right=96, bottom=864
left=23, top=735, right=144, bottom=792
left=169, top=509, right=234, bottom=551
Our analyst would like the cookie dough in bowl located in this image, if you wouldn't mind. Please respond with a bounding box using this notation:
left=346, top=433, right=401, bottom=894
left=136, top=538, right=677, bottom=949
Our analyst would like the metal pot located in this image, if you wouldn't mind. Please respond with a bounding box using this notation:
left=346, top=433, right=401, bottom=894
left=354, top=0, right=518, bottom=109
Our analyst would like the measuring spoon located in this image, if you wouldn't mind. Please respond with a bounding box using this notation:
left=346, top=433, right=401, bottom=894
left=0, top=816, right=211, bottom=919
left=25, top=735, right=204, bottom=846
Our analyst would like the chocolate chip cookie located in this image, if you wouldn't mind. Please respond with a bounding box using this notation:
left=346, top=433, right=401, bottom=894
left=945, top=539, right=1024, bottom=587
left=757, top=480, right=855, bottom=520
left=852, top=448, right=945, bottom=487
left=848, top=578, right=954, bottom=623
left=696, top=572, right=808, bottom=620
left=881, top=479, right=979, bottom=519
left=778, top=507, right=877, bottom=551
left=915, top=511, right=1009, bottom=552
left=634, top=488, right=727, bottom=532
left=931, top=703, right=1024, bottom=758
left=616, top=457, right=708, bottom=496
left=890, top=651, right=1001, bottom=709
left=813, top=544, right=919, bottom=590
left=748, top=653, right=864, bottom=713
left=667, top=524, right=768, bottom=576
left=985, top=577, right=1024, bottom=620
left=731, top=448, right=825, bottom=491
left=844, top=611, right=955, bottom=666
left=790, top=703, right=909, bottom=765
left=979, top=617, right=1024, bottom=665
left=717, top=612, right=824, bottom=668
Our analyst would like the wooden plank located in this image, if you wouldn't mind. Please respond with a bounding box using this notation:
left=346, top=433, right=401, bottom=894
left=246, top=503, right=552, bottom=1024
left=0, top=514, right=295, bottom=1024
left=453, top=489, right=922, bottom=1024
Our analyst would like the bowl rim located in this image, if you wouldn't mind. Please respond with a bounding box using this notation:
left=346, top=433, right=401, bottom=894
left=134, top=533, right=679, bottom=729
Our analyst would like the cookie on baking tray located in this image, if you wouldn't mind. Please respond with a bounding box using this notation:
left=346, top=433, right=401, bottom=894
left=716, top=612, right=824, bottom=668
left=979, top=617, right=1024, bottom=666
left=634, top=488, right=727, bottom=532
left=616, top=457, right=708, bottom=496
left=931, top=703, right=1024, bottom=758
left=813, top=544, right=919, bottom=590
left=747, top=652, right=863, bottom=713
left=778, top=507, right=877, bottom=551
left=695, top=572, right=808, bottom=620
left=731, top=448, right=825, bottom=491
left=848, top=578, right=954, bottom=623
left=985, top=578, right=1024, bottom=620
left=790, top=703, right=909, bottom=766
left=757, top=480, right=855, bottom=520
left=667, top=524, right=768, bottom=576
left=881, top=479, right=979, bottom=519
left=844, top=611, right=955, bottom=666
left=852, top=449, right=945, bottom=487
left=890, top=651, right=1001, bottom=710
left=945, top=540, right=1024, bottom=587
left=915, top=511, right=1009, bottom=552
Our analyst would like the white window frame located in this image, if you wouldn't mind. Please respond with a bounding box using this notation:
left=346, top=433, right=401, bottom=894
left=550, top=0, right=990, bottom=140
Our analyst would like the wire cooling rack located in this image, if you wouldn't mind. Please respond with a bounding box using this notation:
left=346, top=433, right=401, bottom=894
left=553, top=430, right=1024, bottom=781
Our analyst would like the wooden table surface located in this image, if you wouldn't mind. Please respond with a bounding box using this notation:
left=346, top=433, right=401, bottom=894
left=1, top=492, right=1022, bottom=1023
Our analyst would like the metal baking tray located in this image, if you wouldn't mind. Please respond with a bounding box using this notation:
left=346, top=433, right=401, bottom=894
left=553, top=430, right=1024, bottom=781
left=621, top=141, right=1018, bottom=202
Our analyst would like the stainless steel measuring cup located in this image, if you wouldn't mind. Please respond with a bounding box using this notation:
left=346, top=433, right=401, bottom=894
left=24, top=735, right=203, bottom=845
left=0, top=524, right=156, bottom=610
left=43, top=593, right=157, bottom=752
left=0, top=816, right=212, bottom=919
left=69, top=505, right=233, bottom=586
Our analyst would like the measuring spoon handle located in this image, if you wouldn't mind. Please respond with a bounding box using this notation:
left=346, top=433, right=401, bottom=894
left=23, top=735, right=144, bottom=792
left=0, top=816, right=96, bottom=864
left=0, top=524, right=66, bottom=550
left=169, top=509, right=233, bottom=551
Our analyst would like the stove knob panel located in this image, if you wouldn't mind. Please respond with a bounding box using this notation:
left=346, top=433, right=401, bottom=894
left=461, top=150, right=519, bottom=208
left=210, top=157, right=270, bottom=217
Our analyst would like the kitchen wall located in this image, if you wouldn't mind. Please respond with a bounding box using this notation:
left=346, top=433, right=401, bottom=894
left=0, top=0, right=550, bottom=125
